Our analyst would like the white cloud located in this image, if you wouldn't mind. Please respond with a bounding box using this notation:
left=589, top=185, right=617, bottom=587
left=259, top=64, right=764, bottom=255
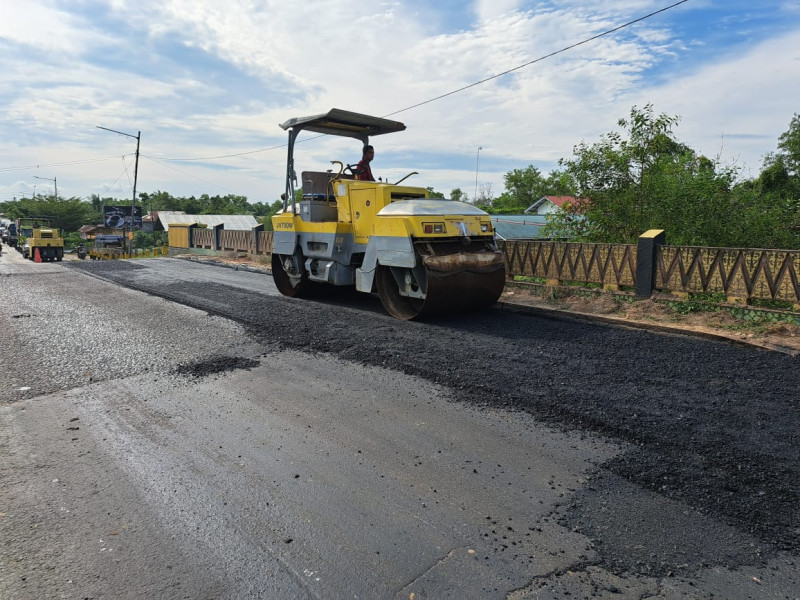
left=0, top=1, right=799, bottom=204
left=474, top=0, right=523, bottom=22
left=0, top=2, right=88, bottom=54
left=627, top=28, right=800, bottom=177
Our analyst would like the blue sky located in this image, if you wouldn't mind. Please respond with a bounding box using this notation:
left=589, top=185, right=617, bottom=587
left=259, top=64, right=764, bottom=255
left=1, top=0, right=799, bottom=206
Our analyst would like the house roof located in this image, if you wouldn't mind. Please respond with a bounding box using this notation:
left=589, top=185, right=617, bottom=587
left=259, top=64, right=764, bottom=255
left=491, top=215, right=548, bottom=240
left=156, top=211, right=259, bottom=231
left=524, top=195, right=588, bottom=213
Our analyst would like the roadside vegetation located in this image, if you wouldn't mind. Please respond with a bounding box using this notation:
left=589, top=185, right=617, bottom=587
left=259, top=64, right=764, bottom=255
left=1, top=105, right=798, bottom=249
left=466, top=106, right=800, bottom=250
left=542, top=106, right=800, bottom=249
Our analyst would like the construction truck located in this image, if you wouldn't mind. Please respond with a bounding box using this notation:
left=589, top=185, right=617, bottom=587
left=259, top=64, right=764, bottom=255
left=18, top=218, right=64, bottom=262
left=271, top=109, right=505, bottom=320
left=0, top=218, right=9, bottom=246
left=4, top=223, right=18, bottom=248
left=89, top=234, right=126, bottom=260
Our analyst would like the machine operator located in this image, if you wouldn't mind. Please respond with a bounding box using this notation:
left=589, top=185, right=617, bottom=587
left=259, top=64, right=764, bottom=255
left=355, top=145, right=375, bottom=181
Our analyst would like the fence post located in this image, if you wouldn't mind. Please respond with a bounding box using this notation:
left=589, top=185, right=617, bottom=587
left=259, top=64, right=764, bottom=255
left=635, top=229, right=665, bottom=298
left=213, top=223, right=224, bottom=251
left=252, top=223, right=264, bottom=255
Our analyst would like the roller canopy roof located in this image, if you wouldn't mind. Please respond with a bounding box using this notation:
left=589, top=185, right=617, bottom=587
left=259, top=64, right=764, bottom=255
left=280, top=109, right=406, bottom=140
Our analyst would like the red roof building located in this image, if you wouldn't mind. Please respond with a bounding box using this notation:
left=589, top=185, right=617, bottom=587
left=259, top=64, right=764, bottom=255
left=524, top=195, right=589, bottom=215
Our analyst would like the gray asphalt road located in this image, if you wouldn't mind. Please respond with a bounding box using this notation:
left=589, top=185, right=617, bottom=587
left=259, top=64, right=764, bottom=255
left=1, top=253, right=798, bottom=600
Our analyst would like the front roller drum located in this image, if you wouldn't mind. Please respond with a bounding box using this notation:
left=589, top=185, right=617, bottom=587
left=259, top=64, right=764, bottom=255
left=376, top=253, right=506, bottom=320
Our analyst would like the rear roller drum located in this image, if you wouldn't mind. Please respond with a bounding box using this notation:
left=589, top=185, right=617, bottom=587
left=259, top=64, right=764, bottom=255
left=272, top=253, right=310, bottom=298
left=376, top=265, right=427, bottom=320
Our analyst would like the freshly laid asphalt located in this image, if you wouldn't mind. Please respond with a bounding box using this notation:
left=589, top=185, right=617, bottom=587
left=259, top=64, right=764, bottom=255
left=1, top=253, right=798, bottom=599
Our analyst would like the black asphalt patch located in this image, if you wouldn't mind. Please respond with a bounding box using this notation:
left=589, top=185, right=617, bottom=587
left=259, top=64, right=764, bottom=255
left=67, top=259, right=800, bottom=576
left=173, top=355, right=260, bottom=378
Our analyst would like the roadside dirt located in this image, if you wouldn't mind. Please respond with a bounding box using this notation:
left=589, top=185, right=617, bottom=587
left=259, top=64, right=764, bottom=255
left=502, top=287, right=800, bottom=356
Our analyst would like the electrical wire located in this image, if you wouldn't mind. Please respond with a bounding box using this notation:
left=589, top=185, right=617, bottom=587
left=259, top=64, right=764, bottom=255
left=162, top=143, right=287, bottom=162
left=154, top=0, right=690, bottom=163
left=383, top=0, right=691, bottom=117
left=97, top=158, right=131, bottom=197
left=141, top=155, right=244, bottom=195
left=0, top=1, right=690, bottom=177
left=0, top=155, right=129, bottom=173
left=121, top=154, right=134, bottom=191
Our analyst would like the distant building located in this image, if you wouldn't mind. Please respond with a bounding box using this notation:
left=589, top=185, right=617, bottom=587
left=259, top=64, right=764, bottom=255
left=78, top=224, right=103, bottom=240
left=141, top=211, right=158, bottom=234
left=80, top=211, right=259, bottom=239
left=491, top=215, right=549, bottom=240
left=524, top=195, right=588, bottom=216
left=154, top=211, right=259, bottom=231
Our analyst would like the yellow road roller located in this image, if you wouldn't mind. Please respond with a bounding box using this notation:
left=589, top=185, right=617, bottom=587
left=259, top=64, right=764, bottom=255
left=271, top=108, right=506, bottom=320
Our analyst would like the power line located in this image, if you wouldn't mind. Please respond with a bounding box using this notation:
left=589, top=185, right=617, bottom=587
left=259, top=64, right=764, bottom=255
left=2, top=1, right=691, bottom=172
left=0, top=155, right=128, bottom=173
left=161, top=143, right=287, bottom=162
left=383, top=0, right=691, bottom=117
left=151, top=1, right=689, bottom=163
left=141, top=154, right=244, bottom=195
left=121, top=154, right=134, bottom=190
left=97, top=157, right=131, bottom=196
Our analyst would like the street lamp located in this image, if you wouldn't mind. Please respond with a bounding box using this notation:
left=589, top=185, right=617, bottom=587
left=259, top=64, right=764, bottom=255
left=33, top=175, right=57, bottom=200
left=97, top=126, right=141, bottom=256
left=474, top=146, right=483, bottom=202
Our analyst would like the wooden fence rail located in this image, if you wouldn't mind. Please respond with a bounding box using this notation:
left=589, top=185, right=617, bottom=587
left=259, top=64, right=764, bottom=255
left=168, top=226, right=800, bottom=305
left=500, top=240, right=800, bottom=305
left=656, top=246, right=800, bottom=304
left=501, top=241, right=637, bottom=289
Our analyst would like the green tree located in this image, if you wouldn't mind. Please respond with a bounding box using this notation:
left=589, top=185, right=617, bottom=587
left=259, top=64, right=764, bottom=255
left=551, top=104, right=742, bottom=245
left=260, top=200, right=284, bottom=231
left=477, top=166, right=575, bottom=214
left=0, top=196, right=96, bottom=233
left=426, top=187, right=445, bottom=198
left=759, top=113, right=800, bottom=201
left=556, top=104, right=687, bottom=241
left=777, top=113, right=800, bottom=176
left=133, top=230, right=154, bottom=249
left=549, top=104, right=800, bottom=248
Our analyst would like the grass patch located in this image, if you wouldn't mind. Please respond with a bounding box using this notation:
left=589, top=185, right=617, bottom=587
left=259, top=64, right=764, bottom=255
left=749, top=298, right=798, bottom=311
left=667, top=292, right=728, bottom=315
left=513, top=275, right=546, bottom=284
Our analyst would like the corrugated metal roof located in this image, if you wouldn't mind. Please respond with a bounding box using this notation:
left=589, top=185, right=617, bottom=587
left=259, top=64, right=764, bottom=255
left=157, top=211, right=259, bottom=231
left=280, top=108, right=406, bottom=139
left=491, top=215, right=548, bottom=240
left=525, top=195, right=590, bottom=214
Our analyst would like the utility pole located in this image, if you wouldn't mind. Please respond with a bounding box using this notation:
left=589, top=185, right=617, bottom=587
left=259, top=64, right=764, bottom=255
left=474, top=146, right=483, bottom=202
left=97, top=126, right=141, bottom=256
